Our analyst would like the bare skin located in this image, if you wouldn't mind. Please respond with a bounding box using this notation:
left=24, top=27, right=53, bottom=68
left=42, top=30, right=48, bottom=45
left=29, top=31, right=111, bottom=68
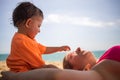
left=1, top=59, right=120, bottom=80
left=92, top=60, right=120, bottom=80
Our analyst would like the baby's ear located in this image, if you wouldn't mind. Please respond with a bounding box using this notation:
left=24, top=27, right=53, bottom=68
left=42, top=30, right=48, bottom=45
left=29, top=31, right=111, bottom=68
left=83, top=63, right=91, bottom=71
left=25, top=18, right=32, bottom=28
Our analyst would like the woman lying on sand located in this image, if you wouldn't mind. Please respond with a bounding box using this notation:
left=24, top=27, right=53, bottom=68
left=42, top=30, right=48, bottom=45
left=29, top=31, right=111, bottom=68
left=1, top=45, right=120, bottom=80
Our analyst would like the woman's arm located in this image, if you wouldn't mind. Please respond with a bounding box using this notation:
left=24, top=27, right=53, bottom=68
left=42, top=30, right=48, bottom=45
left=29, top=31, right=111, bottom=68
left=1, top=68, right=102, bottom=80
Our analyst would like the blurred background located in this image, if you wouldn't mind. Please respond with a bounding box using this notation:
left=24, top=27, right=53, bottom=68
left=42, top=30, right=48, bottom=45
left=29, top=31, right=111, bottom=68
left=0, top=0, right=120, bottom=61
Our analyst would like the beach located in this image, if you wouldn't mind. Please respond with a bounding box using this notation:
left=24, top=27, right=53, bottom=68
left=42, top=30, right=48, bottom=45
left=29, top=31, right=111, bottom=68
left=0, top=61, right=63, bottom=77
left=0, top=51, right=104, bottom=77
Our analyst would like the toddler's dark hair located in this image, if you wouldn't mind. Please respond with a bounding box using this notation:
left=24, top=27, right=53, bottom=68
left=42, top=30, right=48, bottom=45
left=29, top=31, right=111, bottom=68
left=12, top=2, right=43, bottom=27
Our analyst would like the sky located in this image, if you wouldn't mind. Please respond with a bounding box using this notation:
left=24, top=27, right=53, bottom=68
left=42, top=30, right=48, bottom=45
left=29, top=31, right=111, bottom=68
left=0, top=0, right=120, bottom=53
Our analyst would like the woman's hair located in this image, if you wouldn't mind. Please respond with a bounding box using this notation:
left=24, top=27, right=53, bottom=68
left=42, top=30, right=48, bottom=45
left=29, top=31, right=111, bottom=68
left=63, top=56, right=73, bottom=69
left=12, top=2, right=43, bottom=27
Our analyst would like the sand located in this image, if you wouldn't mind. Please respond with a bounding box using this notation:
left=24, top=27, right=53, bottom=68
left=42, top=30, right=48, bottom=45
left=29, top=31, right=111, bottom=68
left=0, top=61, right=63, bottom=77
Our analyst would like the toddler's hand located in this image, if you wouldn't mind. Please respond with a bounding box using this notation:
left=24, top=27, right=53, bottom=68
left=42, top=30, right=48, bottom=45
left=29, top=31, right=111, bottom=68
left=60, top=46, right=71, bottom=51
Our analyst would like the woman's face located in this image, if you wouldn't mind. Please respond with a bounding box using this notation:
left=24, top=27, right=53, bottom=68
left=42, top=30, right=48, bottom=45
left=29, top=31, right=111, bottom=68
left=66, top=51, right=86, bottom=70
left=66, top=50, right=96, bottom=70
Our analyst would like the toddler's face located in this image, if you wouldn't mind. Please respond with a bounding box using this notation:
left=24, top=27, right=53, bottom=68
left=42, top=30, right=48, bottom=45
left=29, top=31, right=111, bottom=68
left=27, top=16, right=43, bottom=39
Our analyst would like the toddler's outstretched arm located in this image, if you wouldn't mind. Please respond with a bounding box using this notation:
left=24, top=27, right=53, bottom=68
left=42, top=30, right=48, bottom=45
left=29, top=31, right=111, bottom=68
left=44, top=46, right=71, bottom=54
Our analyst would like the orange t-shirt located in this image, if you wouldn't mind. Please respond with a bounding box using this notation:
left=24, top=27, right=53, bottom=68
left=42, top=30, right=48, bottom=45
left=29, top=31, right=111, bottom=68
left=7, top=32, right=46, bottom=72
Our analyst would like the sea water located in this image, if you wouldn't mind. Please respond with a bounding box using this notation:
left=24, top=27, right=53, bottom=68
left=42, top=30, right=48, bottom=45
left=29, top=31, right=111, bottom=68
left=0, top=50, right=105, bottom=61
